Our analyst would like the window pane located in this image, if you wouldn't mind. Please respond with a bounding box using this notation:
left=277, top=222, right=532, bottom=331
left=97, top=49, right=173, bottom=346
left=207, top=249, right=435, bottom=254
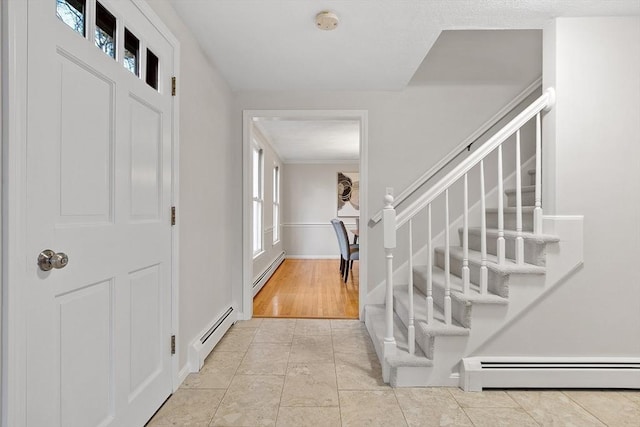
left=273, top=166, right=279, bottom=203
left=124, top=29, right=139, bottom=76
left=253, top=201, right=262, bottom=254
left=273, top=205, right=279, bottom=243
left=95, top=2, right=116, bottom=58
left=57, top=0, right=86, bottom=36
left=146, top=49, right=159, bottom=90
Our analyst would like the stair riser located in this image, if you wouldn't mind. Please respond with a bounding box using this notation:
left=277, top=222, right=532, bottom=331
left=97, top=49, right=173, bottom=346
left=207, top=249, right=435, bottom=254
left=486, top=211, right=534, bottom=232
left=506, top=189, right=535, bottom=208
left=464, top=231, right=547, bottom=266
left=393, top=295, right=433, bottom=359
left=434, top=250, right=509, bottom=297
left=431, top=282, right=472, bottom=328
left=413, top=272, right=473, bottom=328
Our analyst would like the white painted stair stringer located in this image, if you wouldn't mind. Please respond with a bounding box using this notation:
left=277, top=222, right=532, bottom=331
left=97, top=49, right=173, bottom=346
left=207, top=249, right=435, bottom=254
left=379, top=215, right=583, bottom=387
left=461, top=215, right=584, bottom=360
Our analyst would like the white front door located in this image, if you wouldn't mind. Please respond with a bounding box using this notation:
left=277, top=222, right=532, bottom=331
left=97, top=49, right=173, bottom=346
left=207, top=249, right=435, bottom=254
left=20, top=0, right=174, bottom=425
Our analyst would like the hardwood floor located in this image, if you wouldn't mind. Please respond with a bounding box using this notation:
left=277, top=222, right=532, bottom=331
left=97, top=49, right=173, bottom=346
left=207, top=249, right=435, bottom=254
left=253, top=259, right=359, bottom=319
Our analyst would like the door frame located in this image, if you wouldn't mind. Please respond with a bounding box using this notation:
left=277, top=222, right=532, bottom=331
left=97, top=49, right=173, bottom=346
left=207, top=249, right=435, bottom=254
left=241, top=110, right=369, bottom=320
left=1, top=1, right=181, bottom=425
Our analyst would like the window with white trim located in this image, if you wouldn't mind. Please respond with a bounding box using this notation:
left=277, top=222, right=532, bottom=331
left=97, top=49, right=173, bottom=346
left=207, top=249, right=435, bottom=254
left=272, top=165, right=280, bottom=244
left=252, top=145, right=264, bottom=256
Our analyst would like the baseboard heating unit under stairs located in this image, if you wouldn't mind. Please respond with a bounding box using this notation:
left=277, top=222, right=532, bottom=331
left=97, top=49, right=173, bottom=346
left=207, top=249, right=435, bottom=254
left=461, top=357, right=640, bottom=391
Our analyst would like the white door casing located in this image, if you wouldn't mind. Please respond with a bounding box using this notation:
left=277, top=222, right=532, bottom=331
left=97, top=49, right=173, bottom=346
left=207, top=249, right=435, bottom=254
left=3, top=0, right=179, bottom=426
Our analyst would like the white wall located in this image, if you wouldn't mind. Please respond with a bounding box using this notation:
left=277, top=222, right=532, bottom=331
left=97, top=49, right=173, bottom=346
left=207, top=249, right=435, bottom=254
left=478, top=17, right=640, bottom=356
left=282, top=163, right=359, bottom=258
left=235, top=82, right=541, bottom=298
left=251, top=125, right=284, bottom=281
left=147, top=1, right=239, bottom=370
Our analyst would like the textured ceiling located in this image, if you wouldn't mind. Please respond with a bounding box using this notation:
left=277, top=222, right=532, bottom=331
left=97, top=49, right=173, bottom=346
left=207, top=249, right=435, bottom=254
left=168, top=0, right=639, bottom=91
left=254, top=119, right=360, bottom=163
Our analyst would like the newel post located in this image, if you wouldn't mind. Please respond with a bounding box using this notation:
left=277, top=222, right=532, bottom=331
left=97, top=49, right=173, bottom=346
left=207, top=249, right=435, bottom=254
left=382, top=193, right=397, bottom=380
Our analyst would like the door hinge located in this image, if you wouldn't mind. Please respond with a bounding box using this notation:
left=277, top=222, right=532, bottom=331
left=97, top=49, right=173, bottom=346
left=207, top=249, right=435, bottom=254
left=171, top=335, right=176, bottom=355
left=171, top=206, right=176, bottom=226
left=171, top=76, right=176, bottom=96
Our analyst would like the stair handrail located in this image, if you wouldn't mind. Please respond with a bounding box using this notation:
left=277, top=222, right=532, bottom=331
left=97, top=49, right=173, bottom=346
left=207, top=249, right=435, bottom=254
left=370, top=76, right=542, bottom=225
left=395, top=87, right=555, bottom=230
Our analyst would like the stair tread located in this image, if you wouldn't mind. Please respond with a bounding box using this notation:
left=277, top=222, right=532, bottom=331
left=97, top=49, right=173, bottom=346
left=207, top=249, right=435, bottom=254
left=434, top=246, right=546, bottom=275
left=366, top=304, right=432, bottom=367
left=464, top=227, right=560, bottom=243
left=394, top=285, right=470, bottom=336
left=414, top=265, right=508, bottom=305
left=528, top=170, right=536, bottom=176
left=505, top=185, right=536, bottom=194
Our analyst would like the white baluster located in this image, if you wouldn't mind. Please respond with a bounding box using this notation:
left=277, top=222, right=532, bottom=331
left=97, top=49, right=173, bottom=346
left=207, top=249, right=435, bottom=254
left=497, top=144, right=505, bottom=265
left=444, top=189, right=452, bottom=325
left=407, top=219, right=415, bottom=355
left=462, top=173, right=470, bottom=294
left=426, top=204, right=434, bottom=324
left=480, top=161, right=488, bottom=294
left=382, top=194, right=397, bottom=380
left=534, top=113, right=543, bottom=235
left=515, top=130, right=524, bottom=265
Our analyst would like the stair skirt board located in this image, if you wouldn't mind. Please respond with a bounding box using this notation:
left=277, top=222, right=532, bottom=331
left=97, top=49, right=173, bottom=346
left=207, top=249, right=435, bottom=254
left=253, top=251, right=286, bottom=296
left=461, top=357, right=640, bottom=391
left=188, top=306, right=237, bottom=372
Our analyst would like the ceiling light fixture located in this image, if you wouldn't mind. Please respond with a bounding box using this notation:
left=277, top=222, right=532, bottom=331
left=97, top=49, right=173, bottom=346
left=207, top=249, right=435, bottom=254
left=315, top=11, right=339, bottom=31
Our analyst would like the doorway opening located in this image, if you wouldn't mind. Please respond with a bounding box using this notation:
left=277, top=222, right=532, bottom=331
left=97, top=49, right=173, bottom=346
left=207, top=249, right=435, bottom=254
left=241, top=110, right=368, bottom=320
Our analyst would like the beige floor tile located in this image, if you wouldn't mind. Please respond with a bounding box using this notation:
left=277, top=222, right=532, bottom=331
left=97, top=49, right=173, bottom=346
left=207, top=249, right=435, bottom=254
left=236, top=343, right=291, bottom=375
left=395, top=388, right=472, bottom=427
left=449, top=388, right=520, bottom=408
left=464, top=407, right=539, bottom=427
left=334, top=351, right=389, bottom=390
left=280, top=363, right=339, bottom=407
left=618, top=390, right=640, bottom=405
left=233, top=318, right=264, bottom=328
left=565, top=390, right=640, bottom=426
left=331, top=319, right=367, bottom=331
left=181, top=351, right=243, bottom=389
left=214, top=327, right=257, bottom=353
left=211, top=375, right=284, bottom=427
left=339, top=390, right=408, bottom=427
left=261, top=318, right=297, bottom=327
left=332, top=330, right=376, bottom=354
left=289, top=335, right=334, bottom=363
left=275, top=407, right=341, bottom=427
left=294, top=319, right=332, bottom=336
left=254, top=320, right=296, bottom=344
left=509, top=390, right=605, bottom=426
left=147, top=389, right=225, bottom=426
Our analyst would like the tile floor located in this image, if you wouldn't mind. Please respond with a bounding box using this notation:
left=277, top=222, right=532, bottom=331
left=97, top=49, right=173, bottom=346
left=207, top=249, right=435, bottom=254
left=148, top=319, right=640, bottom=427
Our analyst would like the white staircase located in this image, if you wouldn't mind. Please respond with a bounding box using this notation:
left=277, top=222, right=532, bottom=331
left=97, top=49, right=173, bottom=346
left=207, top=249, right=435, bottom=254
left=365, top=88, right=569, bottom=387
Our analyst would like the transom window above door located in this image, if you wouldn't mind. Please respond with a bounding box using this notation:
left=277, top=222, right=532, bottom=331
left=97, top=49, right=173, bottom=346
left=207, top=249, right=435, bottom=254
left=56, top=0, right=161, bottom=92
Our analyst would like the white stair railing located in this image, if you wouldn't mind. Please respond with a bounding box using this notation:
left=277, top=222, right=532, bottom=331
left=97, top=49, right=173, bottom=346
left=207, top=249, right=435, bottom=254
left=381, top=88, right=555, bottom=352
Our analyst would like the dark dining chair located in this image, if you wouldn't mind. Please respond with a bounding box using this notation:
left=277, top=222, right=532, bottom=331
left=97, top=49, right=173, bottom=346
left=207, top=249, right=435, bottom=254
left=331, top=219, right=359, bottom=283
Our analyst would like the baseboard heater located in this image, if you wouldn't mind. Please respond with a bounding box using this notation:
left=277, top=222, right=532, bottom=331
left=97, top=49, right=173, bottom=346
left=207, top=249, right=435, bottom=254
left=461, top=357, right=640, bottom=391
left=253, top=251, right=285, bottom=296
left=188, top=306, right=236, bottom=372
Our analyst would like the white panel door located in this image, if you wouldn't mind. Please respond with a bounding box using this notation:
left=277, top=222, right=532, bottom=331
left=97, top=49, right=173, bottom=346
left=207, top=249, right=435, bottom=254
left=23, top=0, right=174, bottom=426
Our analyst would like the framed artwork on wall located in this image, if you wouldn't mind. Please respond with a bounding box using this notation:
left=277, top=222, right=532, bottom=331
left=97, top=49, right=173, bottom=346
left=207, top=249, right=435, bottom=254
left=337, top=172, right=360, bottom=217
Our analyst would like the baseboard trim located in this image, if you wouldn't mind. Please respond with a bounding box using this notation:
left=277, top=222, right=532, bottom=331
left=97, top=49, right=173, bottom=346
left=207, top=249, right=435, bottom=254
left=175, top=364, right=190, bottom=391
left=188, top=306, right=237, bottom=372
left=461, top=357, right=640, bottom=391
left=253, top=251, right=285, bottom=296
